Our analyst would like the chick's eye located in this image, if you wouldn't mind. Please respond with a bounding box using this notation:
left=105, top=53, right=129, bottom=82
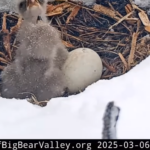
left=19, top=1, right=27, bottom=11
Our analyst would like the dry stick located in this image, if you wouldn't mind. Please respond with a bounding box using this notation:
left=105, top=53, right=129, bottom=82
left=93, top=4, right=132, bottom=36
left=2, top=13, right=12, bottom=60
left=10, top=16, right=22, bottom=35
left=118, top=53, right=128, bottom=71
left=98, top=50, right=118, bottom=55
left=125, top=18, right=139, bottom=21
left=101, top=74, right=114, bottom=79
left=0, top=52, right=7, bottom=58
left=28, top=96, right=49, bottom=107
left=62, top=40, right=74, bottom=48
left=93, top=4, right=120, bottom=21
left=102, top=59, right=116, bottom=73
left=86, top=9, right=103, bottom=25
left=66, top=5, right=81, bottom=24
left=93, top=3, right=133, bottom=37
left=46, top=2, right=71, bottom=17
left=128, top=32, right=139, bottom=69
left=6, top=14, right=19, bottom=19
left=109, top=11, right=134, bottom=30
left=80, top=31, right=128, bottom=37
left=0, top=52, right=10, bottom=62
left=59, top=30, right=89, bottom=43
left=128, top=19, right=140, bottom=69
left=20, top=92, right=49, bottom=106
left=55, top=17, right=64, bottom=38
left=65, top=2, right=131, bottom=38
left=0, top=57, right=9, bottom=64
left=136, top=51, right=146, bottom=57
left=132, top=3, right=145, bottom=12
left=95, top=40, right=120, bottom=42
left=93, top=3, right=132, bottom=35
left=11, top=38, right=17, bottom=52
left=108, top=2, right=124, bottom=19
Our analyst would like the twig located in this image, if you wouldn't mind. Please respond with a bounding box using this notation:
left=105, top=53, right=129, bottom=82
left=128, top=32, right=139, bottom=69
left=109, top=11, right=134, bottom=30
left=118, top=53, right=128, bottom=70
left=102, top=59, right=116, bottom=73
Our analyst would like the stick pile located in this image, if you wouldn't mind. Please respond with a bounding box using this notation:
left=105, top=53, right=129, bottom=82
left=0, top=0, right=150, bottom=80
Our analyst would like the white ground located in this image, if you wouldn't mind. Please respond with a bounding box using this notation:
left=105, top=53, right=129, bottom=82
left=0, top=55, right=150, bottom=139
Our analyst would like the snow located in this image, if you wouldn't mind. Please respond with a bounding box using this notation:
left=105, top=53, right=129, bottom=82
left=133, top=0, right=150, bottom=15
left=133, top=0, right=150, bottom=8
left=1, top=54, right=150, bottom=139
left=0, top=0, right=18, bottom=13
left=71, top=0, right=96, bottom=6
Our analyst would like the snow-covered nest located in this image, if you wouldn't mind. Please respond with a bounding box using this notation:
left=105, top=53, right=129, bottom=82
left=0, top=54, right=150, bottom=139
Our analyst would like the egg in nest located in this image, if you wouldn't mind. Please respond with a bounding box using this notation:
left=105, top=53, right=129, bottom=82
left=62, top=48, right=103, bottom=94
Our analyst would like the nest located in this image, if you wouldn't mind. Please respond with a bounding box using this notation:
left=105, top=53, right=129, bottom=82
left=0, top=0, right=150, bottom=81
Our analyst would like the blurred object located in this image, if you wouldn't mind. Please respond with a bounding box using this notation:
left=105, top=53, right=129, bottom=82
left=102, top=101, right=120, bottom=139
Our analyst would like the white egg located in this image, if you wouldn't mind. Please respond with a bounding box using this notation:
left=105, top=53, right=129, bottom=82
left=62, top=48, right=103, bottom=94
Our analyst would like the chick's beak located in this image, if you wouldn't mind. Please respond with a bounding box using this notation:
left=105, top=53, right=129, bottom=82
left=27, top=0, right=41, bottom=9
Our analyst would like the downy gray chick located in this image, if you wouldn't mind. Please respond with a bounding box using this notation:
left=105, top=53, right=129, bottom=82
left=1, top=0, right=69, bottom=101
left=102, top=101, right=120, bottom=139
left=17, top=0, right=48, bottom=23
